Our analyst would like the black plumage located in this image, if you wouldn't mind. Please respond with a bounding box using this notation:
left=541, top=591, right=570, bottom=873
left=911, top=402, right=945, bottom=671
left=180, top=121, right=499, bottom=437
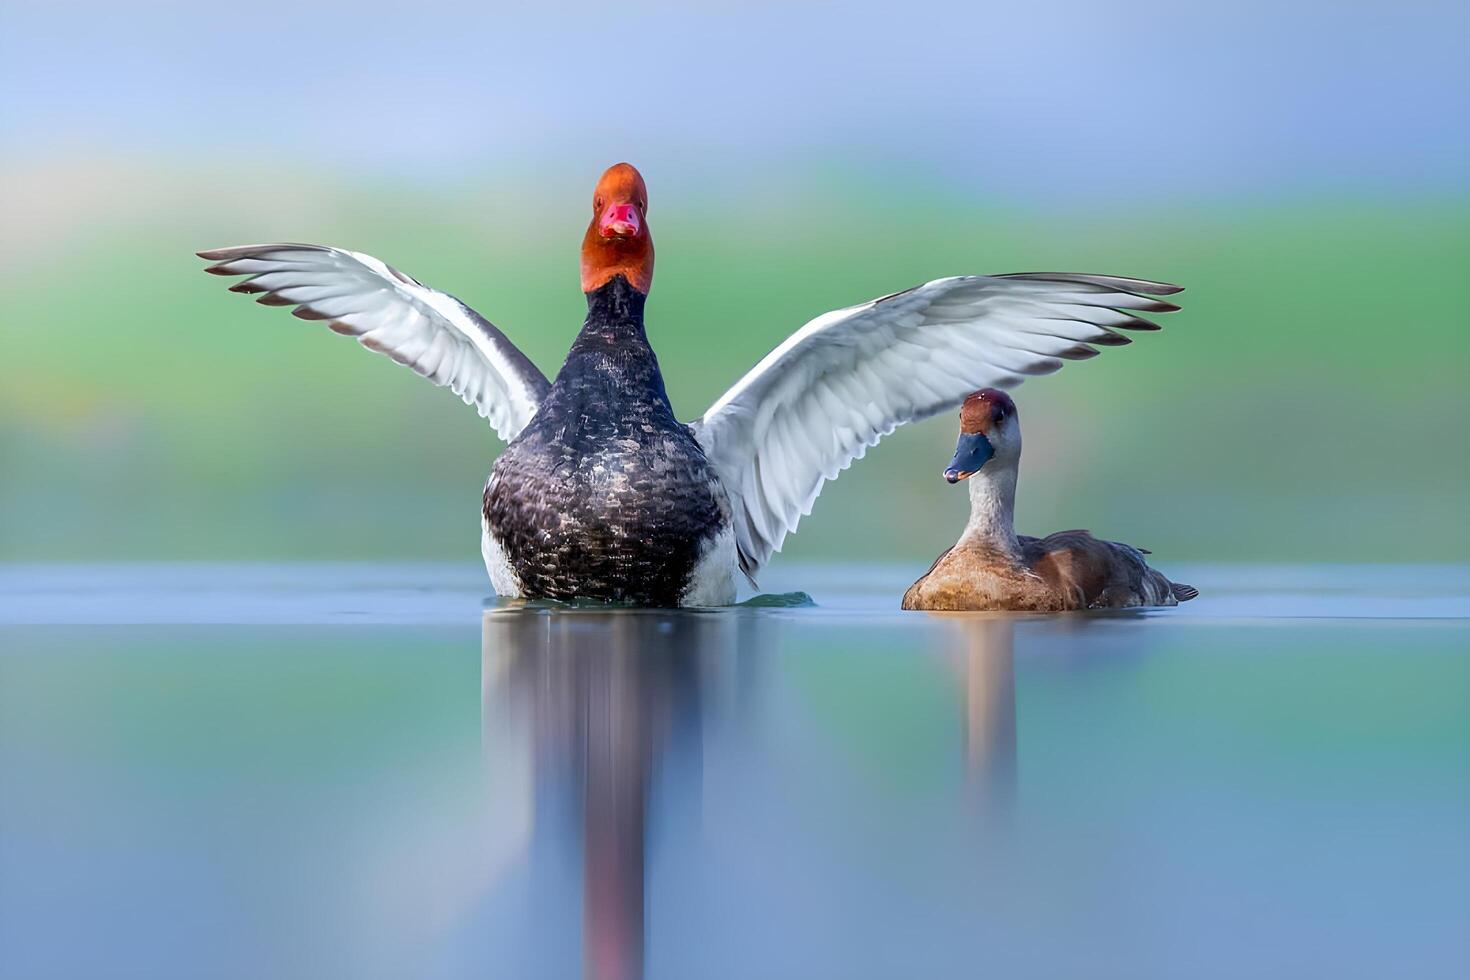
left=484, top=275, right=728, bottom=605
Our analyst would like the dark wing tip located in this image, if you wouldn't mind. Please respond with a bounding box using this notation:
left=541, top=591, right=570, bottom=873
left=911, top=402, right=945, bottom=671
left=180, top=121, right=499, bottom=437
left=1113, top=298, right=1181, bottom=315
left=198, top=243, right=329, bottom=264
left=1111, top=313, right=1164, bottom=331
left=197, top=245, right=267, bottom=263
left=1090, top=329, right=1133, bottom=346
left=998, top=272, right=1185, bottom=296
left=1022, top=357, right=1066, bottom=376
left=1171, top=583, right=1199, bottom=602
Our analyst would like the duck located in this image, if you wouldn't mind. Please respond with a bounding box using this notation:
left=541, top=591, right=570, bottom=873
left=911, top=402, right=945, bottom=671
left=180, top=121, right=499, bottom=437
left=199, top=163, right=1184, bottom=607
left=902, top=389, right=1198, bottom=611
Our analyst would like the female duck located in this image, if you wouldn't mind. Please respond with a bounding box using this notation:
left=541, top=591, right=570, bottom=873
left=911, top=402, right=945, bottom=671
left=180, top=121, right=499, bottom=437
left=201, top=164, right=1183, bottom=606
left=903, top=390, right=1197, bottom=611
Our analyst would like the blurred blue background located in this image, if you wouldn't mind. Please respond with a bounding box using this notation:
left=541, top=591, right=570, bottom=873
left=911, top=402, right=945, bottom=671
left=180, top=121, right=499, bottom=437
left=2, top=0, right=1467, bottom=563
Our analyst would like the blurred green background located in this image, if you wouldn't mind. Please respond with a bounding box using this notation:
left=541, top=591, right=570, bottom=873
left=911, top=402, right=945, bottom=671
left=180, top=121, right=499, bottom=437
left=2, top=2, right=1467, bottom=566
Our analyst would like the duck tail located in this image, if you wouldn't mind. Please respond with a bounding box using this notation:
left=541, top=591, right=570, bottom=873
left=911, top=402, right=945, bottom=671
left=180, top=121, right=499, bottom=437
left=1171, top=582, right=1200, bottom=602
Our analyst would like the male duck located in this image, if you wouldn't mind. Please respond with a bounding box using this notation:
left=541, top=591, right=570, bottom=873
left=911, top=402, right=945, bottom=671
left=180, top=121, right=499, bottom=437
left=902, top=389, right=1197, bottom=611
left=201, top=163, right=1184, bottom=606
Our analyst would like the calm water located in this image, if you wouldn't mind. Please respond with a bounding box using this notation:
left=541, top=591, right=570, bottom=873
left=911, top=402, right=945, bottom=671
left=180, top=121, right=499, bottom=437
left=2, top=564, right=1467, bottom=979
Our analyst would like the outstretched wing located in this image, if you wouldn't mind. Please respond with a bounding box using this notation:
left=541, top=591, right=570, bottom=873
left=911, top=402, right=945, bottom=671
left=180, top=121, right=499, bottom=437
left=198, top=243, right=550, bottom=442
left=690, top=273, right=1182, bottom=579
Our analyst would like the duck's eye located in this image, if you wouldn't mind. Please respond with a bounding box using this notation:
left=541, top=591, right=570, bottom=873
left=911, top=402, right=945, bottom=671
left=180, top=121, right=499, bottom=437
left=993, top=407, right=1006, bottom=424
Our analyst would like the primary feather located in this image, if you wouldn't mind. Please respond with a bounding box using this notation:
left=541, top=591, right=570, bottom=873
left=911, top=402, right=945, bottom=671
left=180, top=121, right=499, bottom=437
left=198, top=243, right=549, bottom=442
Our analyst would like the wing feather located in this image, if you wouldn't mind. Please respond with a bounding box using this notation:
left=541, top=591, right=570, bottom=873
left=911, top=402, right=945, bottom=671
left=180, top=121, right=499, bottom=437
left=198, top=243, right=549, bottom=442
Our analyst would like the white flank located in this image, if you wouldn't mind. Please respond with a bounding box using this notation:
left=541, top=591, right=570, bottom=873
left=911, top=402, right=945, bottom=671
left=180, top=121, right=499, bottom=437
left=680, top=525, right=738, bottom=607
left=481, top=517, right=523, bottom=598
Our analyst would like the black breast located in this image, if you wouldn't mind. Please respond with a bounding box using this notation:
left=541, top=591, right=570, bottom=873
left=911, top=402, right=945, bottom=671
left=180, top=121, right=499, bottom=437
left=483, top=276, right=727, bottom=605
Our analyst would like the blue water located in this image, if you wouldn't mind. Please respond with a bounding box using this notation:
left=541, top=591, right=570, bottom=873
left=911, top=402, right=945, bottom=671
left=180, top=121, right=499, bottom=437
left=1, top=564, right=1467, bottom=979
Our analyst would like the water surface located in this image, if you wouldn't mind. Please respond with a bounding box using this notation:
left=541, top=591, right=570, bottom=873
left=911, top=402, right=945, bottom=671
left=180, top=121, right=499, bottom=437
left=2, top=564, right=1467, bottom=979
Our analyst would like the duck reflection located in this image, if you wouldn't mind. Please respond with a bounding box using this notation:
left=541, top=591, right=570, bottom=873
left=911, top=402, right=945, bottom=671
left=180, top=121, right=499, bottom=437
left=478, top=607, right=1020, bottom=980
left=482, top=608, right=753, bottom=980
left=946, top=617, right=1018, bottom=815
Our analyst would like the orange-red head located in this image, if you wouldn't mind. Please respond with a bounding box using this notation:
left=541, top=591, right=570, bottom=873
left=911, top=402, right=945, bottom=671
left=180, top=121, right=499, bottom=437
left=580, top=162, right=654, bottom=295
left=947, top=389, right=1018, bottom=482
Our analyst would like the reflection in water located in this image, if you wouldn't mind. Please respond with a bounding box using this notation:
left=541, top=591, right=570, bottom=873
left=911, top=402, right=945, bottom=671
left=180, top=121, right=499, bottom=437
left=480, top=607, right=1020, bottom=980
left=7, top=569, right=1467, bottom=979
left=482, top=610, right=736, bottom=980
left=948, top=618, right=1017, bottom=814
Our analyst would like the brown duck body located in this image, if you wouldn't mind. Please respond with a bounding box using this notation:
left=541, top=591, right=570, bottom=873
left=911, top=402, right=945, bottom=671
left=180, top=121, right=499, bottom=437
left=902, top=388, right=1196, bottom=613
left=902, top=531, right=1196, bottom=611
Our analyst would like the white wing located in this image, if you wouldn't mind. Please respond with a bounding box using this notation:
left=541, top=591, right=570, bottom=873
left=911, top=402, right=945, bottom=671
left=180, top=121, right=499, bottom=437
left=690, top=273, right=1183, bottom=579
left=199, top=243, right=550, bottom=442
